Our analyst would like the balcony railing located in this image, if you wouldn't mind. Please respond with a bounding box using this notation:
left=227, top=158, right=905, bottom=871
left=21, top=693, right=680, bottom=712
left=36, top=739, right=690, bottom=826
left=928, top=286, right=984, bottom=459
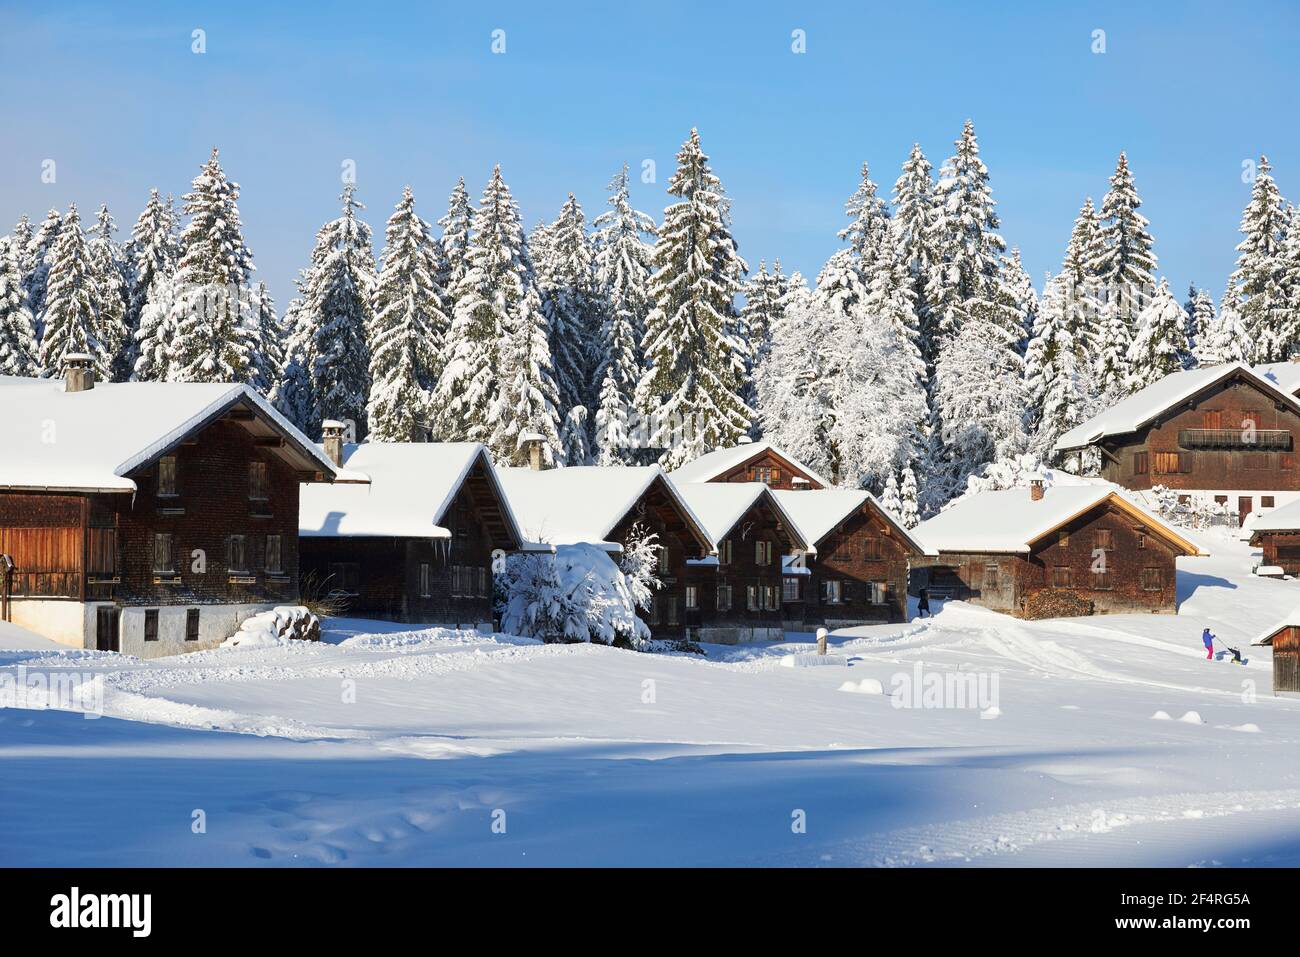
left=1178, top=428, right=1292, bottom=450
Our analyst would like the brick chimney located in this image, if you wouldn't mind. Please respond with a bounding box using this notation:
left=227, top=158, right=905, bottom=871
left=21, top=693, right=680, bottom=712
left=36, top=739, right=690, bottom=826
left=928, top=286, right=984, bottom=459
left=1029, top=478, right=1045, bottom=502
left=321, top=419, right=346, bottom=467
left=519, top=431, right=547, bottom=470
left=63, top=353, right=95, bottom=393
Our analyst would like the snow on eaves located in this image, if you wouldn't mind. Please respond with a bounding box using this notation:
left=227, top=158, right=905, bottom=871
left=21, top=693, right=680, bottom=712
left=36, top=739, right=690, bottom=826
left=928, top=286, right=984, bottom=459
left=668, top=440, right=832, bottom=487
left=771, top=487, right=933, bottom=556
left=0, top=375, right=333, bottom=492
left=1247, top=495, right=1300, bottom=533
left=1252, top=608, right=1300, bottom=645
left=1055, top=362, right=1300, bottom=451
left=673, top=481, right=813, bottom=553
left=914, top=484, right=1208, bottom=556
left=299, top=442, right=525, bottom=545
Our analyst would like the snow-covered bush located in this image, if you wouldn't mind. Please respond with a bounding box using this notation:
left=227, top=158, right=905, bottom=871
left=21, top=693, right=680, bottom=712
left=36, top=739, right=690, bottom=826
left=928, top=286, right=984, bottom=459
left=1148, top=484, right=1234, bottom=529
left=221, top=606, right=321, bottom=649
left=617, top=521, right=662, bottom=613
left=500, top=543, right=651, bottom=647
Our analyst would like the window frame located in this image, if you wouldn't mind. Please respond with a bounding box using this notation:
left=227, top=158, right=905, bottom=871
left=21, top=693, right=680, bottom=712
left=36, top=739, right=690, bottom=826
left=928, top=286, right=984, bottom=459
left=152, top=532, right=174, bottom=574
left=157, top=454, right=179, bottom=497
left=185, top=608, right=200, bottom=642
left=248, top=460, right=270, bottom=502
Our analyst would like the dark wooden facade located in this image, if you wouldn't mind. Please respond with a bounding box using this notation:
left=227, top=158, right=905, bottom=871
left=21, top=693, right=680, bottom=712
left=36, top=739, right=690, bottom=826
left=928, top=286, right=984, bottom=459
left=709, top=448, right=826, bottom=490
left=1, top=413, right=319, bottom=652
left=1088, top=370, right=1300, bottom=511
left=914, top=498, right=1189, bottom=618
left=1250, top=527, right=1300, bottom=576
left=786, top=503, right=917, bottom=628
left=299, top=458, right=517, bottom=627
left=683, top=496, right=803, bottom=643
left=1259, top=625, right=1300, bottom=693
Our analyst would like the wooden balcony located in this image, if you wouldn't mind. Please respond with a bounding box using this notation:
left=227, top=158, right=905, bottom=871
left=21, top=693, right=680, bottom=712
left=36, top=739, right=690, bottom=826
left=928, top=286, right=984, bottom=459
left=1178, top=428, right=1292, bottom=450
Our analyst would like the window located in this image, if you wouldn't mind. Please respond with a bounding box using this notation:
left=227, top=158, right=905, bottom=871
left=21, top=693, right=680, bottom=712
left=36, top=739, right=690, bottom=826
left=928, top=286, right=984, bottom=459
left=248, top=461, right=270, bottom=501
left=747, top=584, right=760, bottom=611
left=1214, top=495, right=1228, bottom=505
left=328, top=562, right=360, bottom=593
left=88, top=528, right=117, bottom=574
left=655, top=545, right=669, bottom=572
left=718, top=539, right=733, bottom=565
left=821, top=579, right=842, bottom=604
left=685, top=585, right=699, bottom=610
left=1132, top=451, right=1149, bottom=475
left=771, top=468, right=781, bottom=485
left=866, top=582, right=885, bottom=605
left=716, top=582, right=732, bottom=611
left=755, top=541, right=773, bottom=566
left=227, top=535, right=247, bottom=573
left=1137, top=532, right=1146, bottom=550
left=265, top=534, right=282, bottom=573
left=1053, top=566, right=1072, bottom=587
left=152, top=532, right=174, bottom=574
left=667, top=596, right=679, bottom=625
left=1263, top=496, right=1276, bottom=508
left=983, top=563, right=1000, bottom=590
left=1141, top=567, right=1163, bottom=591
left=478, top=567, right=489, bottom=598
left=185, top=608, right=200, bottom=642
left=863, top=538, right=882, bottom=561
left=419, top=562, right=432, bottom=598
left=1058, top=529, right=1070, bottom=548
left=1095, top=528, right=1113, bottom=550
left=649, top=596, right=661, bottom=625
left=782, top=576, right=801, bottom=602
left=1153, top=451, right=1188, bottom=474
left=763, top=585, right=780, bottom=610
left=1202, top=410, right=1222, bottom=430
left=158, top=455, right=178, bottom=496
left=1092, top=570, right=1112, bottom=591
left=144, top=609, right=159, bottom=642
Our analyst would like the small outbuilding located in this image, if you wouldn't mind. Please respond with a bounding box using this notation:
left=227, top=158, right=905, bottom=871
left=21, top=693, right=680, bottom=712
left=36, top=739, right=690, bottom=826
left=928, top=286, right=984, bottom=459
left=1253, top=612, right=1300, bottom=693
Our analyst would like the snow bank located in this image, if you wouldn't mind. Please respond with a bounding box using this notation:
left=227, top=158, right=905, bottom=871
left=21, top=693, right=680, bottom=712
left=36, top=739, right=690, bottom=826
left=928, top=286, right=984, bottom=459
left=221, top=607, right=321, bottom=649
left=781, top=653, right=849, bottom=668
left=838, top=678, right=884, bottom=694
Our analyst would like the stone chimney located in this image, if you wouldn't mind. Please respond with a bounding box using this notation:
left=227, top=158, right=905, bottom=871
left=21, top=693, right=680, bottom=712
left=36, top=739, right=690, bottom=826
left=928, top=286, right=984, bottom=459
left=519, top=431, right=547, bottom=471
left=63, top=353, right=95, bottom=393
left=1029, top=478, right=1045, bottom=502
left=321, top=420, right=346, bottom=467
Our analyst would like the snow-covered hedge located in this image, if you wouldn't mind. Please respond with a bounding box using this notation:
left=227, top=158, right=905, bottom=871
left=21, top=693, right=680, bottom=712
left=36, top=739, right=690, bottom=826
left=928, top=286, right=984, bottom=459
left=221, top=606, right=321, bottom=649
left=500, top=544, right=651, bottom=648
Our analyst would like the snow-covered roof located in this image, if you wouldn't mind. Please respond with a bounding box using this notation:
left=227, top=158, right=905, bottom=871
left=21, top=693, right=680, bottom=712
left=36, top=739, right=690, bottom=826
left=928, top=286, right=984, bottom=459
left=1055, top=363, right=1300, bottom=451
left=914, top=485, right=1208, bottom=556
left=299, top=442, right=524, bottom=545
left=1255, top=361, right=1300, bottom=396
left=771, top=488, right=933, bottom=556
left=669, top=441, right=832, bottom=487
left=1247, top=495, right=1300, bottom=533
left=1253, top=609, right=1300, bottom=646
left=495, top=466, right=712, bottom=552
left=672, top=481, right=813, bottom=553
left=0, top=374, right=334, bottom=492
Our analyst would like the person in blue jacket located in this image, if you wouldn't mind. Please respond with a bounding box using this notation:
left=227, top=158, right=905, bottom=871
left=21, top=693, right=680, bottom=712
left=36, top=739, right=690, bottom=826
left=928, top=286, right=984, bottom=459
left=1202, top=627, right=1215, bottom=660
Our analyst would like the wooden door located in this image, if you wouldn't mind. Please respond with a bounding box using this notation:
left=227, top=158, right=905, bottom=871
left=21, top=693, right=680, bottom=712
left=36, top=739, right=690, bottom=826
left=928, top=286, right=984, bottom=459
left=95, top=606, right=120, bottom=652
left=1238, top=496, right=1253, bottom=527
left=1276, top=650, right=1300, bottom=693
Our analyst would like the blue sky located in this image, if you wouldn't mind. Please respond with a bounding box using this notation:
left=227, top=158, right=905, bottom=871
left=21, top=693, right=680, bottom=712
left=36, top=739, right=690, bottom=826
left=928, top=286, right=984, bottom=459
left=1, top=0, right=1297, bottom=309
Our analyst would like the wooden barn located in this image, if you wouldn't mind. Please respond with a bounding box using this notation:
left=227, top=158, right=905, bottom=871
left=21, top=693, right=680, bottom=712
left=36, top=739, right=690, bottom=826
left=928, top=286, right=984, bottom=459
left=1248, top=497, right=1300, bottom=576
left=0, top=355, right=336, bottom=657
left=1253, top=614, right=1300, bottom=693
left=673, top=482, right=811, bottom=643
left=1054, top=362, right=1300, bottom=526
left=299, top=429, right=527, bottom=628
left=670, top=439, right=831, bottom=490
left=495, top=461, right=715, bottom=642
left=912, top=481, right=1207, bottom=619
left=771, top=488, right=932, bottom=628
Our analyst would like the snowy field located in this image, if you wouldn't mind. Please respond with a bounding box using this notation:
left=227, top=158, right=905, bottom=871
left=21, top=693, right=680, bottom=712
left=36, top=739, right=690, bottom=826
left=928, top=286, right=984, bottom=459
left=5, top=530, right=1300, bottom=867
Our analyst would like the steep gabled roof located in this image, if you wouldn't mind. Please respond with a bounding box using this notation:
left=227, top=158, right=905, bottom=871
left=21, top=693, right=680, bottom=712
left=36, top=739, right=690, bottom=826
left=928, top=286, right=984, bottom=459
left=1254, top=610, right=1300, bottom=646
left=1248, top=495, right=1300, bottom=536
left=673, top=481, right=813, bottom=553
left=1054, top=362, right=1300, bottom=452
left=495, top=466, right=712, bottom=553
left=771, top=488, right=933, bottom=556
left=0, top=374, right=334, bottom=492
left=915, top=485, right=1208, bottom=557
left=669, top=441, right=832, bottom=488
left=299, top=442, right=525, bottom=547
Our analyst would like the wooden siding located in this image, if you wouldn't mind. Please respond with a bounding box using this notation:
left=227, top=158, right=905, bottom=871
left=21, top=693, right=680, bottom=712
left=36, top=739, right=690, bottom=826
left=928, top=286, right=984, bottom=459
left=790, top=504, right=912, bottom=626
left=1254, top=531, right=1300, bottom=576
left=711, top=450, right=826, bottom=490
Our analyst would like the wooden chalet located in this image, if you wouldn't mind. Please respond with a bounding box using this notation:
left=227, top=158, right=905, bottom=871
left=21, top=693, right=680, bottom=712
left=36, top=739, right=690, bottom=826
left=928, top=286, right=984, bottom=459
left=299, top=428, right=526, bottom=628
left=673, top=482, right=811, bottom=643
left=0, top=355, right=335, bottom=657
left=495, top=460, right=715, bottom=642
left=669, top=440, right=831, bottom=490
left=912, top=480, right=1207, bottom=619
left=771, top=488, right=932, bottom=628
left=1253, top=613, right=1300, bottom=693
left=1055, top=362, right=1300, bottom=526
left=1248, top=496, right=1300, bottom=576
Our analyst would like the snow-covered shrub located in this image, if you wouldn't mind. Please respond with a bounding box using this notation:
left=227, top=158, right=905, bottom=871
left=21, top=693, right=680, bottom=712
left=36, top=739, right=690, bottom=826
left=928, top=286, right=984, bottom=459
left=501, top=543, right=651, bottom=647
left=221, top=606, right=321, bottom=649
left=617, top=521, right=661, bottom=613
left=1148, top=484, right=1234, bottom=529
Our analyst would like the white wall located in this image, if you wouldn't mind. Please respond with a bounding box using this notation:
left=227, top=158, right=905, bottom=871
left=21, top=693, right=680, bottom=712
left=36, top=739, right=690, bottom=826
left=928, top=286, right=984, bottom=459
left=8, top=600, right=88, bottom=648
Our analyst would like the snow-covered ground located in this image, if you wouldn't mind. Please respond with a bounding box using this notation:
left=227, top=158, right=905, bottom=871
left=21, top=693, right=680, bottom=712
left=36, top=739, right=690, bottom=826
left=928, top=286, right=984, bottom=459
left=5, top=529, right=1300, bottom=867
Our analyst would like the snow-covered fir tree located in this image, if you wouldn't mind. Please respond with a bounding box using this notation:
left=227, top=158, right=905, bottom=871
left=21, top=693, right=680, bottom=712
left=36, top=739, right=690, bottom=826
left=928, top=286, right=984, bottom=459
left=1024, top=271, right=1085, bottom=457
left=168, top=148, right=265, bottom=385
left=25, top=209, right=62, bottom=334
left=879, top=471, right=902, bottom=514
left=638, top=129, right=751, bottom=469
left=1090, top=152, right=1157, bottom=343
left=1126, top=278, right=1190, bottom=390
left=899, top=465, right=921, bottom=528
left=1195, top=292, right=1248, bottom=365
left=592, top=164, right=657, bottom=464
left=1182, top=283, right=1209, bottom=363
left=0, top=236, right=38, bottom=376
left=432, top=177, right=472, bottom=323
left=37, top=204, right=103, bottom=375
left=734, top=260, right=788, bottom=423
left=86, top=204, right=132, bottom=381
left=1226, top=156, right=1290, bottom=362
left=124, top=189, right=181, bottom=356
left=1001, top=248, right=1038, bottom=353
left=891, top=144, right=940, bottom=366
left=367, top=186, right=447, bottom=442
